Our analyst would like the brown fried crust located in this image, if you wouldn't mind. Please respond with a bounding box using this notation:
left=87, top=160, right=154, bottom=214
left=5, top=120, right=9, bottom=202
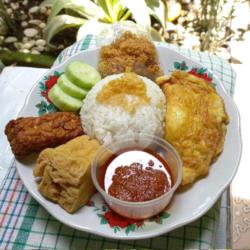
left=158, top=71, right=229, bottom=185
left=98, top=31, right=162, bottom=80
left=5, top=112, right=84, bottom=159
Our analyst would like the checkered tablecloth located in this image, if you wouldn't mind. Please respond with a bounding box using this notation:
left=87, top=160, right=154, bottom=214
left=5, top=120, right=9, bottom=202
left=0, top=35, right=236, bottom=249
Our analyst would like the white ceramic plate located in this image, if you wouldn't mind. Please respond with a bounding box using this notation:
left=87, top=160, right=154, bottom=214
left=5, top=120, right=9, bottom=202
left=15, top=45, right=242, bottom=240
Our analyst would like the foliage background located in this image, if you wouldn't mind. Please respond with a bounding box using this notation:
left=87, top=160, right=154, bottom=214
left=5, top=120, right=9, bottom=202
left=0, top=0, right=249, bottom=67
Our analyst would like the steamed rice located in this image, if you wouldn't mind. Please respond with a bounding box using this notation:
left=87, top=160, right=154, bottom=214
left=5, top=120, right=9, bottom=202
left=80, top=73, right=166, bottom=144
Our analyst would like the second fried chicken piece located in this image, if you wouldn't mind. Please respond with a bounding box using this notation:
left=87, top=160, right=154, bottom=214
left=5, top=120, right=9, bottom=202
left=99, top=31, right=162, bottom=80
left=5, top=112, right=84, bottom=159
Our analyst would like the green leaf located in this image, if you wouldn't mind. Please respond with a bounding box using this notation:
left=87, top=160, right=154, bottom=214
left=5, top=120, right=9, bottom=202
left=117, top=6, right=130, bottom=21
left=160, top=212, right=171, bottom=219
left=0, top=60, right=4, bottom=73
left=121, top=0, right=151, bottom=29
left=102, top=205, right=107, bottom=212
left=96, top=0, right=110, bottom=17
left=101, top=217, right=108, bottom=224
left=125, top=226, right=130, bottom=235
left=112, top=1, right=125, bottom=22
left=130, top=223, right=136, bottom=231
left=150, top=27, right=164, bottom=41
left=114, top=226, right=120, bottom=233
left=39, top=82, right=46, bottom=91
left=47, top=103, right=57, bottom=113
left=139, top=223, right=145, bottom=229
left=37, top=100, right=48, bottom=116
left=105, top=0, right=116, bottom=21
left=0, top=2, right=16, bottom=32
left=146, top=0, right=167, bottom=28
left=38, top=109, right=47, bottom=116
left=197, top=68, right=206, bottom=74
left=174, top=62, right=180, bottom=69
left=47, top=0, right=105, bottom=23
left=44, top=14, right=86, bottom=47
left=0, top=50, right=55, bottom=68
left=40, top=0, right=56, bottom=7
left=125, top=224, right=136, bottom=235
left=54, top=70, right=61, bottom=77
left=120, top=10, right=131, bottom=21
left=180, top=61, right=188, bottom=71
left=41, top=100, right=47, bottom=107
left=97, top=0, right=128, bottom=23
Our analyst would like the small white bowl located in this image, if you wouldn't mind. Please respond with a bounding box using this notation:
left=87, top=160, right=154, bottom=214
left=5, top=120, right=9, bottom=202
left=91, top=134, right=182, bottom=219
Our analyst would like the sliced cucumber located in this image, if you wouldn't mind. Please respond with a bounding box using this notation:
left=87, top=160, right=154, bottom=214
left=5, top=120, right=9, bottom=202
left=48, top=84, right=82, bottom=112
left=65, top=61, right=101, bottom=90
left=57, top=74, right=87, bottom=100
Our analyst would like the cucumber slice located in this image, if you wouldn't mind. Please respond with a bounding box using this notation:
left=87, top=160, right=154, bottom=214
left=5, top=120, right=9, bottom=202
left=57, top=74, right=87, bottom=100
left=65, top=61, right=101, bottom=90
left=48, top=84, right=82, bottom=112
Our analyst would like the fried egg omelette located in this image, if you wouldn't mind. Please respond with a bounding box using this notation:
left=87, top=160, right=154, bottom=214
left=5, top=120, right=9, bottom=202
left=157, top=71, right=229, bottom=185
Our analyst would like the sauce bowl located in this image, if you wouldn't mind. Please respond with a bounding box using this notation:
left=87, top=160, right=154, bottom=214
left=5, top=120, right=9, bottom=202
left=91, top=134, right=182, bottom=219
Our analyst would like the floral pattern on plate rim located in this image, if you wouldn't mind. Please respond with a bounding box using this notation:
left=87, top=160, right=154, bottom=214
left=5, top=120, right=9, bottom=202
left=173, top=60, right=215, bottom=86
left=86, top=200, right=170, bottom=235
left=35, top=71, right=61, bottom=116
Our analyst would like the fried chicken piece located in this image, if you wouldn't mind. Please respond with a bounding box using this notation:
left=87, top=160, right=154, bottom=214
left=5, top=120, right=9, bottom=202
left=34, top=135, right=101, bottom=213
left=99, top=31, right=162, bottom=80
left=157, top=71, right=229, bottom=185
left=5, top=112, right=84, bottom=159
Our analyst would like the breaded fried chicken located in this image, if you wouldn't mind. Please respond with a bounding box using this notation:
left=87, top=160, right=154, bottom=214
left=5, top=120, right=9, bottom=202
left=5, top=112, right=84, bottom=159
left=98, top=31, right=162, bottom=80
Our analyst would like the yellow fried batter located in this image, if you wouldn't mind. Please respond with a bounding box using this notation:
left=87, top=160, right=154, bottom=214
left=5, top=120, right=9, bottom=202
left=34, top=135, right=101, bottom=213
left=157, top=71, right=229, bottom=185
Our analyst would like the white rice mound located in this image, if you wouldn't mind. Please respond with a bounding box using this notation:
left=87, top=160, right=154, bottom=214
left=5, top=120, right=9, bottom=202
left=80, top=73, right=166, bottom=144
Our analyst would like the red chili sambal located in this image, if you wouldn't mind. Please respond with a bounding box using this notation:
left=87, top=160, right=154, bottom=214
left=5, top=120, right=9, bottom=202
left=100, top=149, right=172, bottom=202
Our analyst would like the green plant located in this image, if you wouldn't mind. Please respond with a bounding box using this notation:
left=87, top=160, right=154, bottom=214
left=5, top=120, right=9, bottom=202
left=0, top=0, right=16, bottom=33
left=0, top=50, right=55, bottom=68
left=0, top=59, right=4, bottom=72
left=196, top=0, right=241, bottom=52
left=42, top=0, right=167, bottom=47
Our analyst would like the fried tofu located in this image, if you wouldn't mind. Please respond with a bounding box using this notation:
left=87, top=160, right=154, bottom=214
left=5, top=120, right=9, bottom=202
left=34, top=135, right=101, bottom=213
left=157, top=71, right=229, bottom=185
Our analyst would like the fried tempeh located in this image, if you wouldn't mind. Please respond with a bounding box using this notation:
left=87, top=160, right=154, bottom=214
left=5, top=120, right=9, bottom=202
left=5, top=112, right=84, bottom=159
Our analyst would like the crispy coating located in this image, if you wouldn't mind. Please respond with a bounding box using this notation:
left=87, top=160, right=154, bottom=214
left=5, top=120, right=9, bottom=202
left=98, top=31, right=162, bottom=80
left=34, top=135, right=101, bottom=213
left=5, top=112, right=84, bottom=159
left=157, top=71, right=229, bottom=185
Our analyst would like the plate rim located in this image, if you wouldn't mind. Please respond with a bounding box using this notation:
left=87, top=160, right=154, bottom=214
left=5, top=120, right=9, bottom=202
left=15, top=45, right=242, bottom=240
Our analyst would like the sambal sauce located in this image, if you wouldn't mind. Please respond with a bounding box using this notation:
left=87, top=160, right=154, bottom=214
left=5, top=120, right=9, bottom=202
left=99, top=149, right=173, bottom=202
